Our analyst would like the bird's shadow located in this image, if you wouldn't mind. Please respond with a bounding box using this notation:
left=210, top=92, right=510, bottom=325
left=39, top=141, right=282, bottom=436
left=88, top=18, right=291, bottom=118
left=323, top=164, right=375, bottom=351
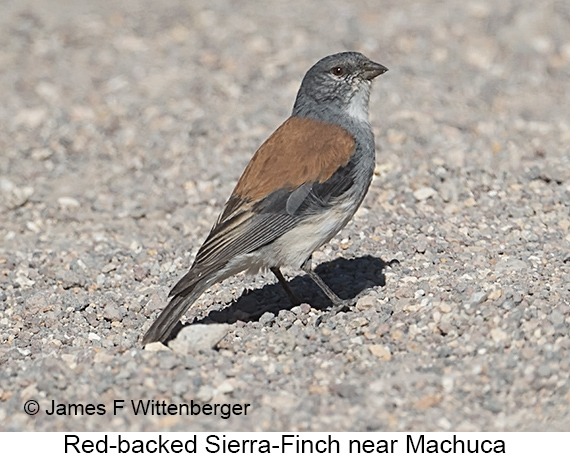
left=170, top=255, right=391, bottom=338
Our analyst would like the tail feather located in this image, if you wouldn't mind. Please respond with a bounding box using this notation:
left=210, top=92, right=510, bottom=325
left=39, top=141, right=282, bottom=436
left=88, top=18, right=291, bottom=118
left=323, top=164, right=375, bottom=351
left=143, top=263, right=240, bottom=345
left=142, top=285, right=206, bottom=345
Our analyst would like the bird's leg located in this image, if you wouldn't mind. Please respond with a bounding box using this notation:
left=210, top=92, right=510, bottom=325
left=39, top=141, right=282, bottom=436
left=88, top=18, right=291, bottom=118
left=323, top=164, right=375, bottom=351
left=301, top=257, right=354, bottom=314
left=270, top=267, right=301, bottom=306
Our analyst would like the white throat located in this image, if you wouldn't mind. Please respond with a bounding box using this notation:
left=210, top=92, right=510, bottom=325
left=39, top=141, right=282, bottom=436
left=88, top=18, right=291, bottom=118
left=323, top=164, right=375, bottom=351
left=345, top=83, right=371, bottom=123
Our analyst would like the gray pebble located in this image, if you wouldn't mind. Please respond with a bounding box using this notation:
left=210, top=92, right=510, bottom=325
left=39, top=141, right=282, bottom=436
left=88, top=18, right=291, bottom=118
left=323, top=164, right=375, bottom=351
left=167, top=324, right=230, bottom=354
left=259, top=312, right=275, bottom=326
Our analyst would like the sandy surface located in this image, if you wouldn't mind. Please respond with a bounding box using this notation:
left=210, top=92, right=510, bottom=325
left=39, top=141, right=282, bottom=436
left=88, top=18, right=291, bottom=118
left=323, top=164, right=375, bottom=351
left=1, top=0, right=569, bottom=431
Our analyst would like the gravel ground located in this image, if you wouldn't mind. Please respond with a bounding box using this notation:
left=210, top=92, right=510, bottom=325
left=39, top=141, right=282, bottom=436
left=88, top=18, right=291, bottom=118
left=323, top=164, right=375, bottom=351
left=1, top=0, right=569, bottom=432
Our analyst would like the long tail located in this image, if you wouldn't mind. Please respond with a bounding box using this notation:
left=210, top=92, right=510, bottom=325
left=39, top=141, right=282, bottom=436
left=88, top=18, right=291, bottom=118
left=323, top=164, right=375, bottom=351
left=142, top=282, right=209, bottom=345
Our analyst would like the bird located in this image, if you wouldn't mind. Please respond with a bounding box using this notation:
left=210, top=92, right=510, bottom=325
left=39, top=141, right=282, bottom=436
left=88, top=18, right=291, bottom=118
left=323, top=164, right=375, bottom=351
left=142, top=51, right=388, bottom=345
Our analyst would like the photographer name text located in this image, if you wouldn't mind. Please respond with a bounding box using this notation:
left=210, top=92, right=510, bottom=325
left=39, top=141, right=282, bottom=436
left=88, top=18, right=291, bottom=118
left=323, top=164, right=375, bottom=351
left=44, top=399, right=249, bottom=419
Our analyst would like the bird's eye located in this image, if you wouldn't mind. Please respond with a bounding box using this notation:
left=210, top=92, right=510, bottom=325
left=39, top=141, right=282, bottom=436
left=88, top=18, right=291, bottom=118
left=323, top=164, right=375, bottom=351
left=331, top=66, right=344, bottom=77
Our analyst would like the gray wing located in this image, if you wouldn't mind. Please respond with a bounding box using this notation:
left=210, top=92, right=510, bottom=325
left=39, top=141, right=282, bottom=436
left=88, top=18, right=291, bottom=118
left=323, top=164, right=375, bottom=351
left=170, top=161, right=356, bottom=298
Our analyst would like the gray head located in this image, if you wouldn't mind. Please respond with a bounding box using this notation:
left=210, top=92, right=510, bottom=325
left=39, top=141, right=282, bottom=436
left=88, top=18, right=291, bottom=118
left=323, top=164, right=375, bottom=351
left=292, top=52, right=388, bottom=124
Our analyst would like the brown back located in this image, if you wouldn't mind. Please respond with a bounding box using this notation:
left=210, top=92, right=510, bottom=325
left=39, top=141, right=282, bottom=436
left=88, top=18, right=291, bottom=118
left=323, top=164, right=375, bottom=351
left=233, top=116, right=355, bottom=200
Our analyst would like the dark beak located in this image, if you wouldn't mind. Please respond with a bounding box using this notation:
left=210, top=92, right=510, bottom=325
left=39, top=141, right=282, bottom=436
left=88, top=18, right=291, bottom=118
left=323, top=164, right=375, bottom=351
left=362, top=61, right=388, bottom=80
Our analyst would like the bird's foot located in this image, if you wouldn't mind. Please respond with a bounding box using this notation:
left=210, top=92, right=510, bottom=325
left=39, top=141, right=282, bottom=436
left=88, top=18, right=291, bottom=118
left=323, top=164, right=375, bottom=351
left=315, top=296, right=356, bottom=326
